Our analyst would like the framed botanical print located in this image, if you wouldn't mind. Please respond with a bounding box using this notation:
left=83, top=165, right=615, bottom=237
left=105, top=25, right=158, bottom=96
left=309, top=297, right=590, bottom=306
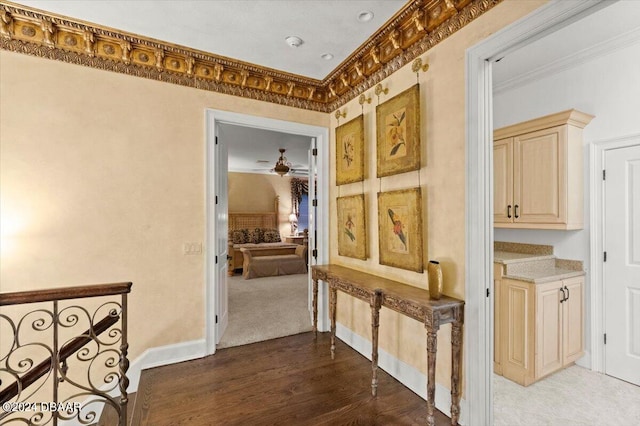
left=377, top=188, right=424, bottom=272
left=376, top=84, right=421, bottom=177
left=335, top=115, right=365, bottom=185
left=337, top=194, right=367, bottom=260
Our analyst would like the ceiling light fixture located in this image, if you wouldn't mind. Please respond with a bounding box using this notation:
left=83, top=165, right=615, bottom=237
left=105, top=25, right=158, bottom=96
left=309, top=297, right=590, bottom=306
left=321, top=53, right=334, bottom=60
left=357, top=11, right=374, bottom=23
left=272, top=148, right=291, bottom=177
left=285, top=36, right=304, bottom=48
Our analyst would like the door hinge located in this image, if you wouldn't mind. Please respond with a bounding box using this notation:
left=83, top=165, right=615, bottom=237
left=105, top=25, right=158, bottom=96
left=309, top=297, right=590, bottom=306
left=215, top=136, right=219, bottom=145
left=312, top=148, right=318, bottom=156
left=312, top=249, right=318, bottom=259
left=604, top=333, right=607, bottom=344
left=486, top=288, right=490, bottom=297
left=312, top=199, right=317, bottom=207
left=602, top=169, right=606, bottom=180
left=215, top=315, right=218, bottom=324
left=604, top=251, right=607, bottom=262
left=215, top=255, right=218, bottom=264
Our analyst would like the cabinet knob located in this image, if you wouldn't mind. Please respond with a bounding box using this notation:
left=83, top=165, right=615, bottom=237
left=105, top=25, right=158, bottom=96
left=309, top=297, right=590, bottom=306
left=507, top=205, right=512, bottom=219
left=559, top=287, right=566, bottom=303
left=564, top=285, right=570, bottom=301
left=514, top=204, right=519, bottom=219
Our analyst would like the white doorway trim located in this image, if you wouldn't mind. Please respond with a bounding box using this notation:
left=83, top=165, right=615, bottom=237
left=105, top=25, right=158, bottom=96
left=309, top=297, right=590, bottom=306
left=464, top=1, right=610, bottom=424
left=204, top=109, right=330, bottom=355
left=589, top=134, right=640, bottom=373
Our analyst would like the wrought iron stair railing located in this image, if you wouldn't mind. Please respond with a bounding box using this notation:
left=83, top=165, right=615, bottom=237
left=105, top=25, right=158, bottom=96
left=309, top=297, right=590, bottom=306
left=0, top=282, right=132, bottom=426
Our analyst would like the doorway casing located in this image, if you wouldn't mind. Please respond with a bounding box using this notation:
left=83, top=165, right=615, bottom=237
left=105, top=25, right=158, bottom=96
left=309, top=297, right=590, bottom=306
left=465, top=1, right=610, bottom=424
left=204, top=109, right=330, bottom=355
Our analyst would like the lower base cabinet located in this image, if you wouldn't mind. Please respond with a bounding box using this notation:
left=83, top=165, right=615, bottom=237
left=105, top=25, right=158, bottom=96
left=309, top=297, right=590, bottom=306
left=499, top=276, right=584, bottom=386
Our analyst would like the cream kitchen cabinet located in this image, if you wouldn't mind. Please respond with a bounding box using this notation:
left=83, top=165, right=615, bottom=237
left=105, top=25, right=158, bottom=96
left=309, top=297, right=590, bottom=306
left=500, top=275, right=584, bottom=386
left=494, top=109, right=594, bottom=230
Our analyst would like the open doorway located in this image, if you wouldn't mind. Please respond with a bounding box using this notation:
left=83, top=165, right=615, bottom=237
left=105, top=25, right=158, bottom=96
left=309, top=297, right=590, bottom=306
left=204, top=110, right=329, bottom=355
left=465, top=1, right=640, bottom=424
left=217, top=123, right=313, bottom=348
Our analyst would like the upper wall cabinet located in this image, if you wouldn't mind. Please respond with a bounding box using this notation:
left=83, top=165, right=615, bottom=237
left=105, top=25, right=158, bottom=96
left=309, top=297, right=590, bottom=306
left=494, top=110, right=594, bottom=230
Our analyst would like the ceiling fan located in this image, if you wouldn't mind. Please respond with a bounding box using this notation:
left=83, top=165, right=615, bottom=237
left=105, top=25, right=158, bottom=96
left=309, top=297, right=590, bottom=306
left=251, top=148, right=309, bottom=177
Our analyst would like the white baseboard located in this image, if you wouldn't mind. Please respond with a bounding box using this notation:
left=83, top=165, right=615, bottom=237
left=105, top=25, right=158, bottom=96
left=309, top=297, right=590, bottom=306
left=59, top=339, right=207, bottom=425
left=336, top=323, right=467, bottom=425
left=576, top=350, right=591, bottom=370
left=127, top=338, right=207, bottom=392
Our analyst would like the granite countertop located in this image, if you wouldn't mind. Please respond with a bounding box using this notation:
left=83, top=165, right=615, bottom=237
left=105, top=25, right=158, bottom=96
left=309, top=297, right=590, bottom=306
left=502, top=267, right=585, bottom=284
left=495, top=241, right=584, bottom=284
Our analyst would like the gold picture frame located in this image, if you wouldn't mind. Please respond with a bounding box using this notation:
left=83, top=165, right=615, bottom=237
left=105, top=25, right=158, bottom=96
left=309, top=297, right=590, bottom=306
left=337, top=194, right=367, bottom=260
left=376, top=84, right=421, bottom=177
left=377, top=188, right=424, bottom=272
left=335, top=115, right=365, bottom=185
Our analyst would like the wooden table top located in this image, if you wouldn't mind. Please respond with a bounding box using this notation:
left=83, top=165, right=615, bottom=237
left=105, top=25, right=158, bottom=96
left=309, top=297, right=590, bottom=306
left=311, top=264, right=463, bottom=323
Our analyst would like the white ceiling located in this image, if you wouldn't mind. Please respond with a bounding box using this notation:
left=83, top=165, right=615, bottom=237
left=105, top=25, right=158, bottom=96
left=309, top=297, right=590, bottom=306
left=13, top=0, right=406, bottom=80
left=493, top=1, right=640, bottom=90
left=218, top=123, right=312, bottom=176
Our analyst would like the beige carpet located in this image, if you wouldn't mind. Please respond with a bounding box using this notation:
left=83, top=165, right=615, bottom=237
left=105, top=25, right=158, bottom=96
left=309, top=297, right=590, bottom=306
left=494, top=365, right=640, bottom=425
left=217, top=273, right=312, bottom=349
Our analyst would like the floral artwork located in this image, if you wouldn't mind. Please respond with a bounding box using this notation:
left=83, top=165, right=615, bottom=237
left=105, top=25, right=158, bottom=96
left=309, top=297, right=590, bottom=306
left=336, top=115, right=364, bottom=185
left=342, top=133, right=355, bottom=168
left=387, top=206, right=409, bottom=254
left=376, top=85, right=421, bottom=177
left=337, top=194, right=367, bottom=260
left=378, top=188, right=424, bottom=272
left=385, top=108, right=407, bottom=159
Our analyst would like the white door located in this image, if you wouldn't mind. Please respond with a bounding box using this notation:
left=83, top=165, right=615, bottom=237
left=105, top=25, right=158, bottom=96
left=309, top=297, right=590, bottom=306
left=604, top=144, right=640, bottom=385
left=215, top=133, right=229, bottom=344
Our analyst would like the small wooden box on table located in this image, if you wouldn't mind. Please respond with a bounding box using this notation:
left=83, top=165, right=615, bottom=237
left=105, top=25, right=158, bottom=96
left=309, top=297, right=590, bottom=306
left=311, top=264, right=464, bottom=426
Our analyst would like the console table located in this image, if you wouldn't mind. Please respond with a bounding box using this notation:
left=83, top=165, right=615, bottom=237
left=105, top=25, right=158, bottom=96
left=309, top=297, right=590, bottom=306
left=311, top=264, right=464, bottom=426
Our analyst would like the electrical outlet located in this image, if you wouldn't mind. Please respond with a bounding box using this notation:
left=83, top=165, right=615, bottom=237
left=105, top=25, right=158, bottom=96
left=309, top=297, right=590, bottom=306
left=183, top=242, right=202, bottom=255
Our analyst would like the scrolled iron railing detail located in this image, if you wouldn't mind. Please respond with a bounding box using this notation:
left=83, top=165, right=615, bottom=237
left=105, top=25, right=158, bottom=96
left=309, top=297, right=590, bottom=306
left=0, top=282, right=131, bottom=426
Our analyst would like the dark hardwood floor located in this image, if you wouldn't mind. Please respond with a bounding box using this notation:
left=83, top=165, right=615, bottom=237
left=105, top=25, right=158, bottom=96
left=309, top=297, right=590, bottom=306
left=130, top=332, right=452, bottom=425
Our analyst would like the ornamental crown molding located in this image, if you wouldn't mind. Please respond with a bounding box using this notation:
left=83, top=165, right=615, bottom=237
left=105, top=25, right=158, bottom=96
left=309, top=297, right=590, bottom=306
left=0, top=0, right=502, bottom=112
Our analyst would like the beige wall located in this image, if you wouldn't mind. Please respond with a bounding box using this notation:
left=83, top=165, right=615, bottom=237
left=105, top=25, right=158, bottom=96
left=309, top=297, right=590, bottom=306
left=329, top=0, right=545, bottom=388
left=0, top=0, right=545, bottom=397
left=228, top=172, right=296, bottom=237
left=0, top=51, right=326, bottom=361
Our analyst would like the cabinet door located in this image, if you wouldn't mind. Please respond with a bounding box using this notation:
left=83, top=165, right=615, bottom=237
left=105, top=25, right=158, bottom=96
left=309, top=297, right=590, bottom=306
left=501, top=279, right=535, bottom=385
left=494, top=138, right=513, bottom=223
left=535, top=280, right=563, bottom=379
left=562, top=276, right=584, bottom=365
left=513, top=125, right=567, bottom=224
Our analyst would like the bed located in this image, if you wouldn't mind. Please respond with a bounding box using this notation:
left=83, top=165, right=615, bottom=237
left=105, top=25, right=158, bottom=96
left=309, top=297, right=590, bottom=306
left=227, top=197, right=299, bottom=276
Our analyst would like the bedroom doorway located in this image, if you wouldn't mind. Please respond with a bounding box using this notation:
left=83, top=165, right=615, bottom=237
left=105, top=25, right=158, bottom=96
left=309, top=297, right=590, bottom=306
left=204, top=110, right=329, bottom=355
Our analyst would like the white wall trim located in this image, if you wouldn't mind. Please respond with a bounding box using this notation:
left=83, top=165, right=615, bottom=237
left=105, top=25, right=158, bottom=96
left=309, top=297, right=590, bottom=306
left=127, top=338, right=207, bottom=392
left=335, top=323, right=467, bottom=425
left=465, top=1, right=610, bottom=424
left=70, top=338, right=206, bottom=425
left=589, top=133, right=640, bottom=373
left=205, top=110, right=330, bottom=354
left=494, top=26, right=640, bottom=94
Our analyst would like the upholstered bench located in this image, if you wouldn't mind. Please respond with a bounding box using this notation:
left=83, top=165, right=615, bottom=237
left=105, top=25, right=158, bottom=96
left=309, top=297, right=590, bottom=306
left=241, top=246, right=307, bottom=279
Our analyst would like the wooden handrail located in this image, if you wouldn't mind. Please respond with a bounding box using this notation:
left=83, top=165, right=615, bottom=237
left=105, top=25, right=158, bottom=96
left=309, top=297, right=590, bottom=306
left=0, top=312, right=121, bottom=404
left=0, top=282, right=132, bottom=306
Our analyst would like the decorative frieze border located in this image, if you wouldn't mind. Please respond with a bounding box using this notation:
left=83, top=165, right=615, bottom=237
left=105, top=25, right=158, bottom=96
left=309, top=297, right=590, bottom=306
left=0, top=0, right=502, bottom=112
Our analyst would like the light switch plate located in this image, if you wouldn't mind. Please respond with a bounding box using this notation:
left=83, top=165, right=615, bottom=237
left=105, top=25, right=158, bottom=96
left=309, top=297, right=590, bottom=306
left=183, top=242, right=202, bottom=255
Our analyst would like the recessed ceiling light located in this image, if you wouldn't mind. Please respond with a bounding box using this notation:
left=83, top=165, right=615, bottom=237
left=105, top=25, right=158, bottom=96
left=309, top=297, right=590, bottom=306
left=285, top=36, right=304, bottom=48
left=321, top=53, right=334, bottom=60
left=357, top=11, right=374, bottom=23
